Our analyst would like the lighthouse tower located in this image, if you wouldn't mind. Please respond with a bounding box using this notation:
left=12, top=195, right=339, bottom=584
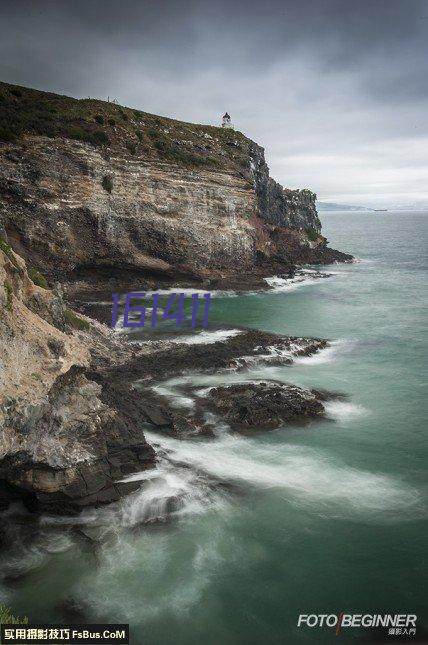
left=221, top=112, right=234, bottom=129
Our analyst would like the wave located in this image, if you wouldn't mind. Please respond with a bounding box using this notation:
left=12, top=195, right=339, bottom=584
left=323, top=400, right=369, bottom=422
left=293, top=339, right=352, bottom=365
left=145, top=287, right=237, bottom=298
left=169, top=329, right=242, bottom=345
left=231, top=344, right=296, bottom=369
left=264, top=272, right=330, bottom=293
left=141, top=431, right=422, bottom=520
left=353, top=257, right=377, bottom=264
left=151, top=377, right=196, bottom=409
left=118, top=457, right=230, bottom=526
left=112, top=308, right=158, bottom=334
left=38, top=425, right=424, bottom=623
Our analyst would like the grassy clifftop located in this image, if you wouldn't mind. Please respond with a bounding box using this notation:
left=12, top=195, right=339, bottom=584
left=0, top=81, right=252, bottom=172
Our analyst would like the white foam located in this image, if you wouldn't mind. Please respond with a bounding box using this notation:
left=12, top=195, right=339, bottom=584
left=144, top=287, right=236, bottom=298
left=233, top=348, right=293, bottom=368
left=103, top=450, right=231, bottom=527
left=353, top=258, right=376, bottom=264
left=113, top=309, right=154, bottom=334
left=169, top=328, right=242, bottom=345
left=151, top=377, right=196, bottom=409
left=142, top=431, right=422, bottom=518
left=264, top=273, right=327, bottom=293
left=81, top=515, right=227, bottom=621
left=294, top=339, right=350, bottom=365
left=233, top=340, right=321, bottom=369
left=324, top=400, right=368, bottom=422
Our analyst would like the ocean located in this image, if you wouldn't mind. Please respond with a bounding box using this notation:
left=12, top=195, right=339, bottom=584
left=1, top=211, right=427, bottom=644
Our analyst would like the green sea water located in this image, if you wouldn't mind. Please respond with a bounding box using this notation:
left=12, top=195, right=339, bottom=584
left=1, top=212, right=427, bottom=643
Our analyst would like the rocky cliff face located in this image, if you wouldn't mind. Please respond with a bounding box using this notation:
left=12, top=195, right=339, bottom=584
left=249, top=141, right=321, bottom=230
left=0, top=82, right=349, bottom=292
left=0, top=243, right=155, bottom=513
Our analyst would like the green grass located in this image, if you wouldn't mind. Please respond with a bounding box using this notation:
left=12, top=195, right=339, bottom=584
left=64, top=308, right=90, bottom=331
left=149, top=130, right=219, bottom=167
left=27, top=266, right=48, bottom=288
left=4, top=280, right=13, bottom=312
left=0, top=81, right=252, bottom=170
left=0, top=605, right=28, bottom=645
left=0, top=604, right=28, bottom=625
left=0, top=85, right=111, bottom=147
left=305, top=227, right=319, bottom=242
left=0, top=237, right=20, bottom=269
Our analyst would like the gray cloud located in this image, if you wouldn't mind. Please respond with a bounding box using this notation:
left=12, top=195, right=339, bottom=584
left=1, top=0, right=427, bottom=207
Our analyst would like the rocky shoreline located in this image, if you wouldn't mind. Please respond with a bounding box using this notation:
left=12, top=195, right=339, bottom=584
left=0, top=241, right=341, bottom=515
left=0, top=81, right=354, bottom=517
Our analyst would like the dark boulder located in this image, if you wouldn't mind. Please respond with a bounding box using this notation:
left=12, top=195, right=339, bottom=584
left=205, top=381, right=326, bottom=431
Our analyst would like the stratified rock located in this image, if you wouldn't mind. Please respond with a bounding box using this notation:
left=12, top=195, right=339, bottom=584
left=0, top=81, right=351, bottom=295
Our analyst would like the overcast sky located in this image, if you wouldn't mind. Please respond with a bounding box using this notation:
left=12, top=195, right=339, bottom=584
left=1, top=0, right=427, bottom=207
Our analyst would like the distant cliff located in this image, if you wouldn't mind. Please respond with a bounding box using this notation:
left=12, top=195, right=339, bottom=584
left=0, top=82, right=350, bottom=291
left=317, top=201, right=371, bottom=211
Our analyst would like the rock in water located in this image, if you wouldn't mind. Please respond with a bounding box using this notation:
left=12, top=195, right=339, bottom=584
left=205, top=381, right=326, bottom=431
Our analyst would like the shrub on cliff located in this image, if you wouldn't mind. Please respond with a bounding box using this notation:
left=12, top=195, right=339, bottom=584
left=92, top=130, right=110, bottom=146
left=150, top=132, right=218, bottom=167
left=305, top=227, right=319, bottom=242
left=64, top=309, right=90, bottom=331
left=0, top=81, right=243, bottom=168
left=102, top=175, right=113, bottom=193
left=28, top=266, right=48, bottom=289
left=0, top=237, right=20, bottom=269
left=0, top=124, right=17, bottom=143
left=4, top=280, right=13, bottom=311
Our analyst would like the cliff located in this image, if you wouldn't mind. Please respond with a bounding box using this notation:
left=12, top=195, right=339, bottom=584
left=0, top=82, right=352, bottom=513
left=0, top=241, right=155, bottom=512
left=0, top=82, right=350, bottom=293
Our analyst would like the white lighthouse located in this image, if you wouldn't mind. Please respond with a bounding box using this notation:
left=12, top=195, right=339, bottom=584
left=221, top=112, right=234, bottom=129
